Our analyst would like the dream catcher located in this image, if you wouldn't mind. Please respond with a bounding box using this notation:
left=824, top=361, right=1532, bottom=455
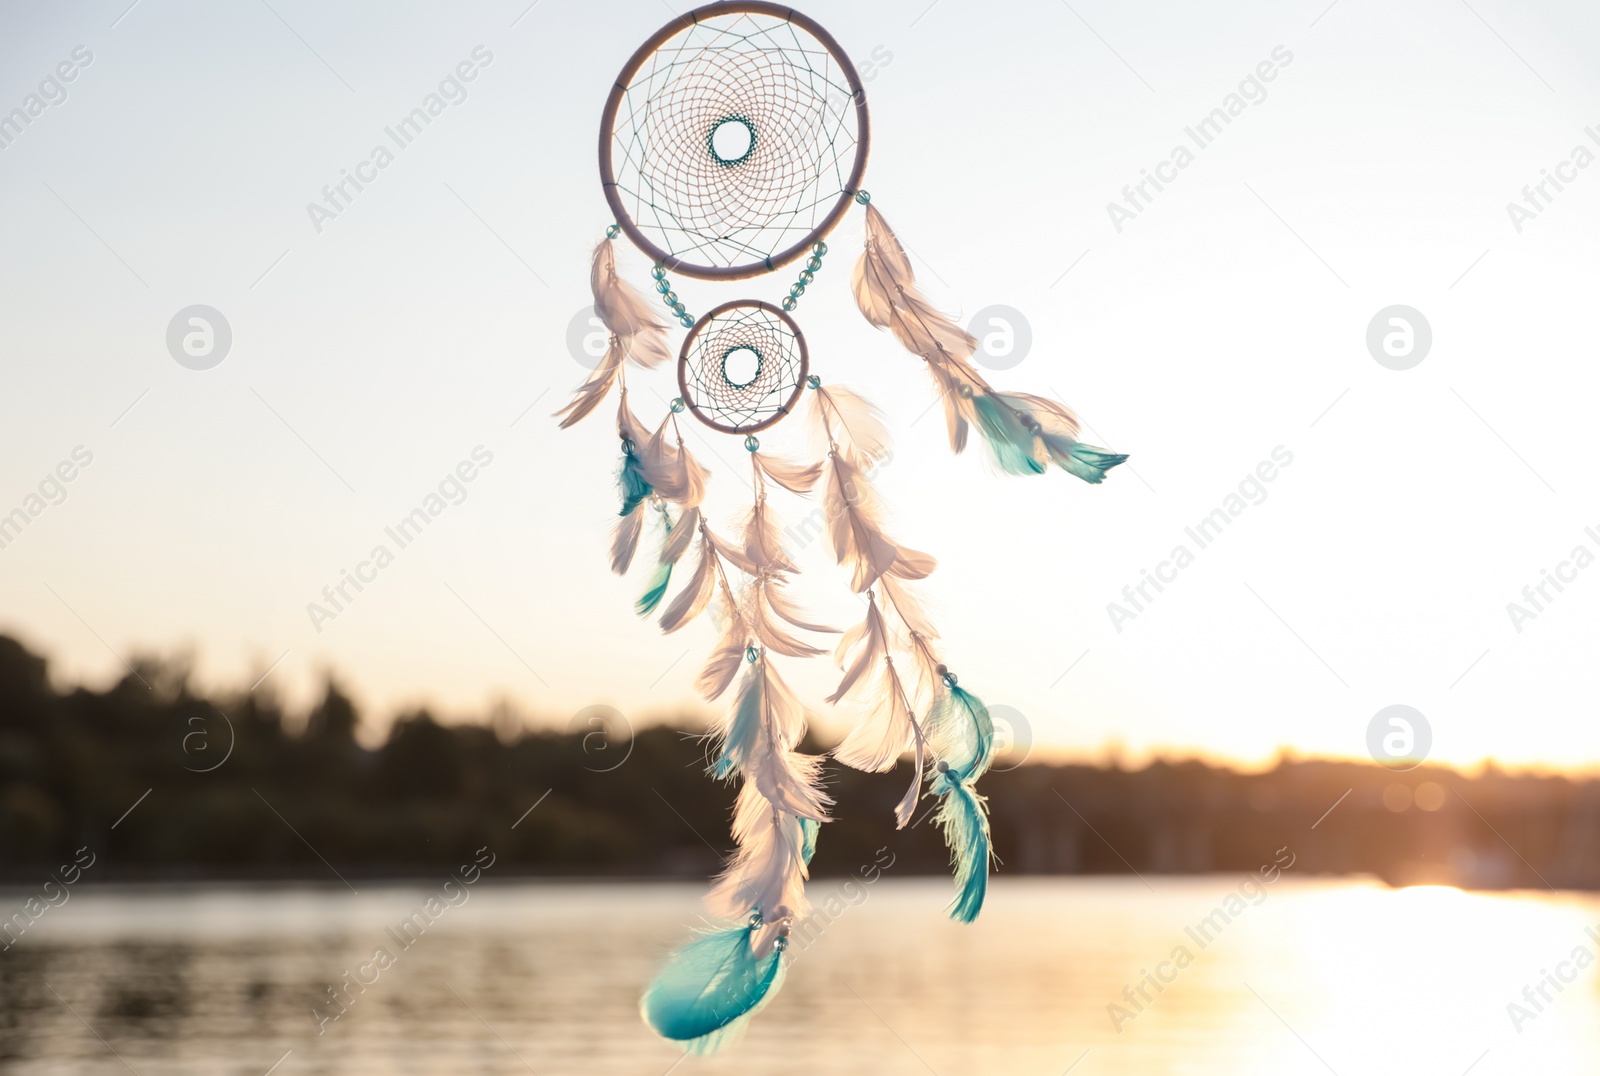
left=558, top=2, right=1127, bottom=1053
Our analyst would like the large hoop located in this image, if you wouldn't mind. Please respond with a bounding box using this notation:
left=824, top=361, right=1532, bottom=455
left=599, top=2, right=871, bottom=282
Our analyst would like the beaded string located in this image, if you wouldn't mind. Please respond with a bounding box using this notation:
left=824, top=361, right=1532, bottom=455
left=652, top=263, right=697, bottom=328
left=609, top=218, right=841, bottom=326
left=606, top=221, right=697, bottom=330
left=781, top=239, right=828, bottom=312
left=775, top=190, right=865, bottom=311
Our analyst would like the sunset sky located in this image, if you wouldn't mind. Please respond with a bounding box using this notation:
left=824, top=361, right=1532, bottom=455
left=2, top=0, right=1598, bottom=770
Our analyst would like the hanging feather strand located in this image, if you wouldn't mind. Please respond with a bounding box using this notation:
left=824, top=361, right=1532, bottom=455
left=649, top=647, right=828, bottom=1049
left=851, top=203, right=1129, bottom=482
left=556, top=238, right=671, bottom=427
left=808, top=377, right=996, bottom=920
left=881, top=582, right=996, bottom=924
left=830, top=590, right=928, bottom=827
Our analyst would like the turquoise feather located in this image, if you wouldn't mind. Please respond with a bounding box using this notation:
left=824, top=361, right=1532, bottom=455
left=972, top=395, right=1129, bottom=483
left=931, top=765, right=991, bottom=924
left=635, top=509, right=675, bottom=616
left=799, top=817, right=820, bottom=866
left=1042, top=436, right=1129, bottom=485
left=927, top=685, right=995, bottom=782
left=972, top=394, right=1046, bottom=476
left=641, top=921, right=785, bottom=1053
left=925, top=683, right=995, bottom=921
left=618, top=450, right=652, bottom=516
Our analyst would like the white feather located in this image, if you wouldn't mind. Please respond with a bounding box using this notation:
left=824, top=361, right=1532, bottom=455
left=662, top=506, right=700, bottom=565
left=748, top=578, right=825, bottom=658
left=893, top=730, right=925, bottom=830
left=706, top=782, right=813, bottom=929
left=827, top=600, right=888, bottom=705
left=555, top=337, right=624, bottom=429
left=610, top=504, right=644, bottom=575
left=638, top=416, right=710, bottom=506
left=659, top=534, right=714, bottom=633
left=833, top=656, right=915, bottom=774
left=753, top=453, right=824, bottom=494
left=714, top=662, right=831, bottom=819
left=591, top=239, right=670, bottom=368
left=824, top=454, right=934, bottom=592
left=810, top=385, right=891, bottom=469
left=850, top=207, right=999, bottom=452
left=697, top=606, right=750, bottom=702
left=743, top=500, right=798, bottom=575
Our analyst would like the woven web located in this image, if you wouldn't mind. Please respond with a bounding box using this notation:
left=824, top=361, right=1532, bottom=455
left=681, top=305, right=805, bottom=432
left=608, top=10, right=861, bottom=274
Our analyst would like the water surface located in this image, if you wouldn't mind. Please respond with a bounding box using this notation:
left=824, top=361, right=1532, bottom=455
left=2, top=877, right=1595, bottom=1074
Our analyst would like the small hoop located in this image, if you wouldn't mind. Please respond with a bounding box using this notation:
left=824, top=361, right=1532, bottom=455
left=676, top=300, right=809, bottom=434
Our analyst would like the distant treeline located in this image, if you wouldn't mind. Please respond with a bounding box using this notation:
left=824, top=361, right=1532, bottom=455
left=1, top=634, right=1597, bottom=890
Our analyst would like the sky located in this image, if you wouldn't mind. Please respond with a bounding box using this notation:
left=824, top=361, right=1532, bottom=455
left=1, top=0, right=1599, bottom=770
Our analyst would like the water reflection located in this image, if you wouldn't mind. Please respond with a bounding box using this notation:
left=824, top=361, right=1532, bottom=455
left=0, top=878, right=1596, bottom=1074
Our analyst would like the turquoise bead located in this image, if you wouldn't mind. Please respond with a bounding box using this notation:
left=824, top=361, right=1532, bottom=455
left=854, top=190, right=871, bottom=204
left=781, top=297, right=796, bottom=311
left=651, top=265, right=667, bottom=280
left=662, top=290, right=677, bottom=305
left=806, top=374, right=820, bottom=389
left=805, top=256, right=822, bottom=272
left=606, top=224, right=620, bottom=239
left=745, top=645, right=760, bottom=663
left=670, top=397, right=686, bottom=413
left=813, top=240, right=828, bottom=256
left=679, top=314, right=695, bottom=328
left=798, top=270, right=814, bottom=285
left=789, top=283, right=804, bottom=298
left=744, top=434, right=759, bottom=451
left=672, top=302, right=687, bottom=316
left=655, top=280, right=670, bottom=294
